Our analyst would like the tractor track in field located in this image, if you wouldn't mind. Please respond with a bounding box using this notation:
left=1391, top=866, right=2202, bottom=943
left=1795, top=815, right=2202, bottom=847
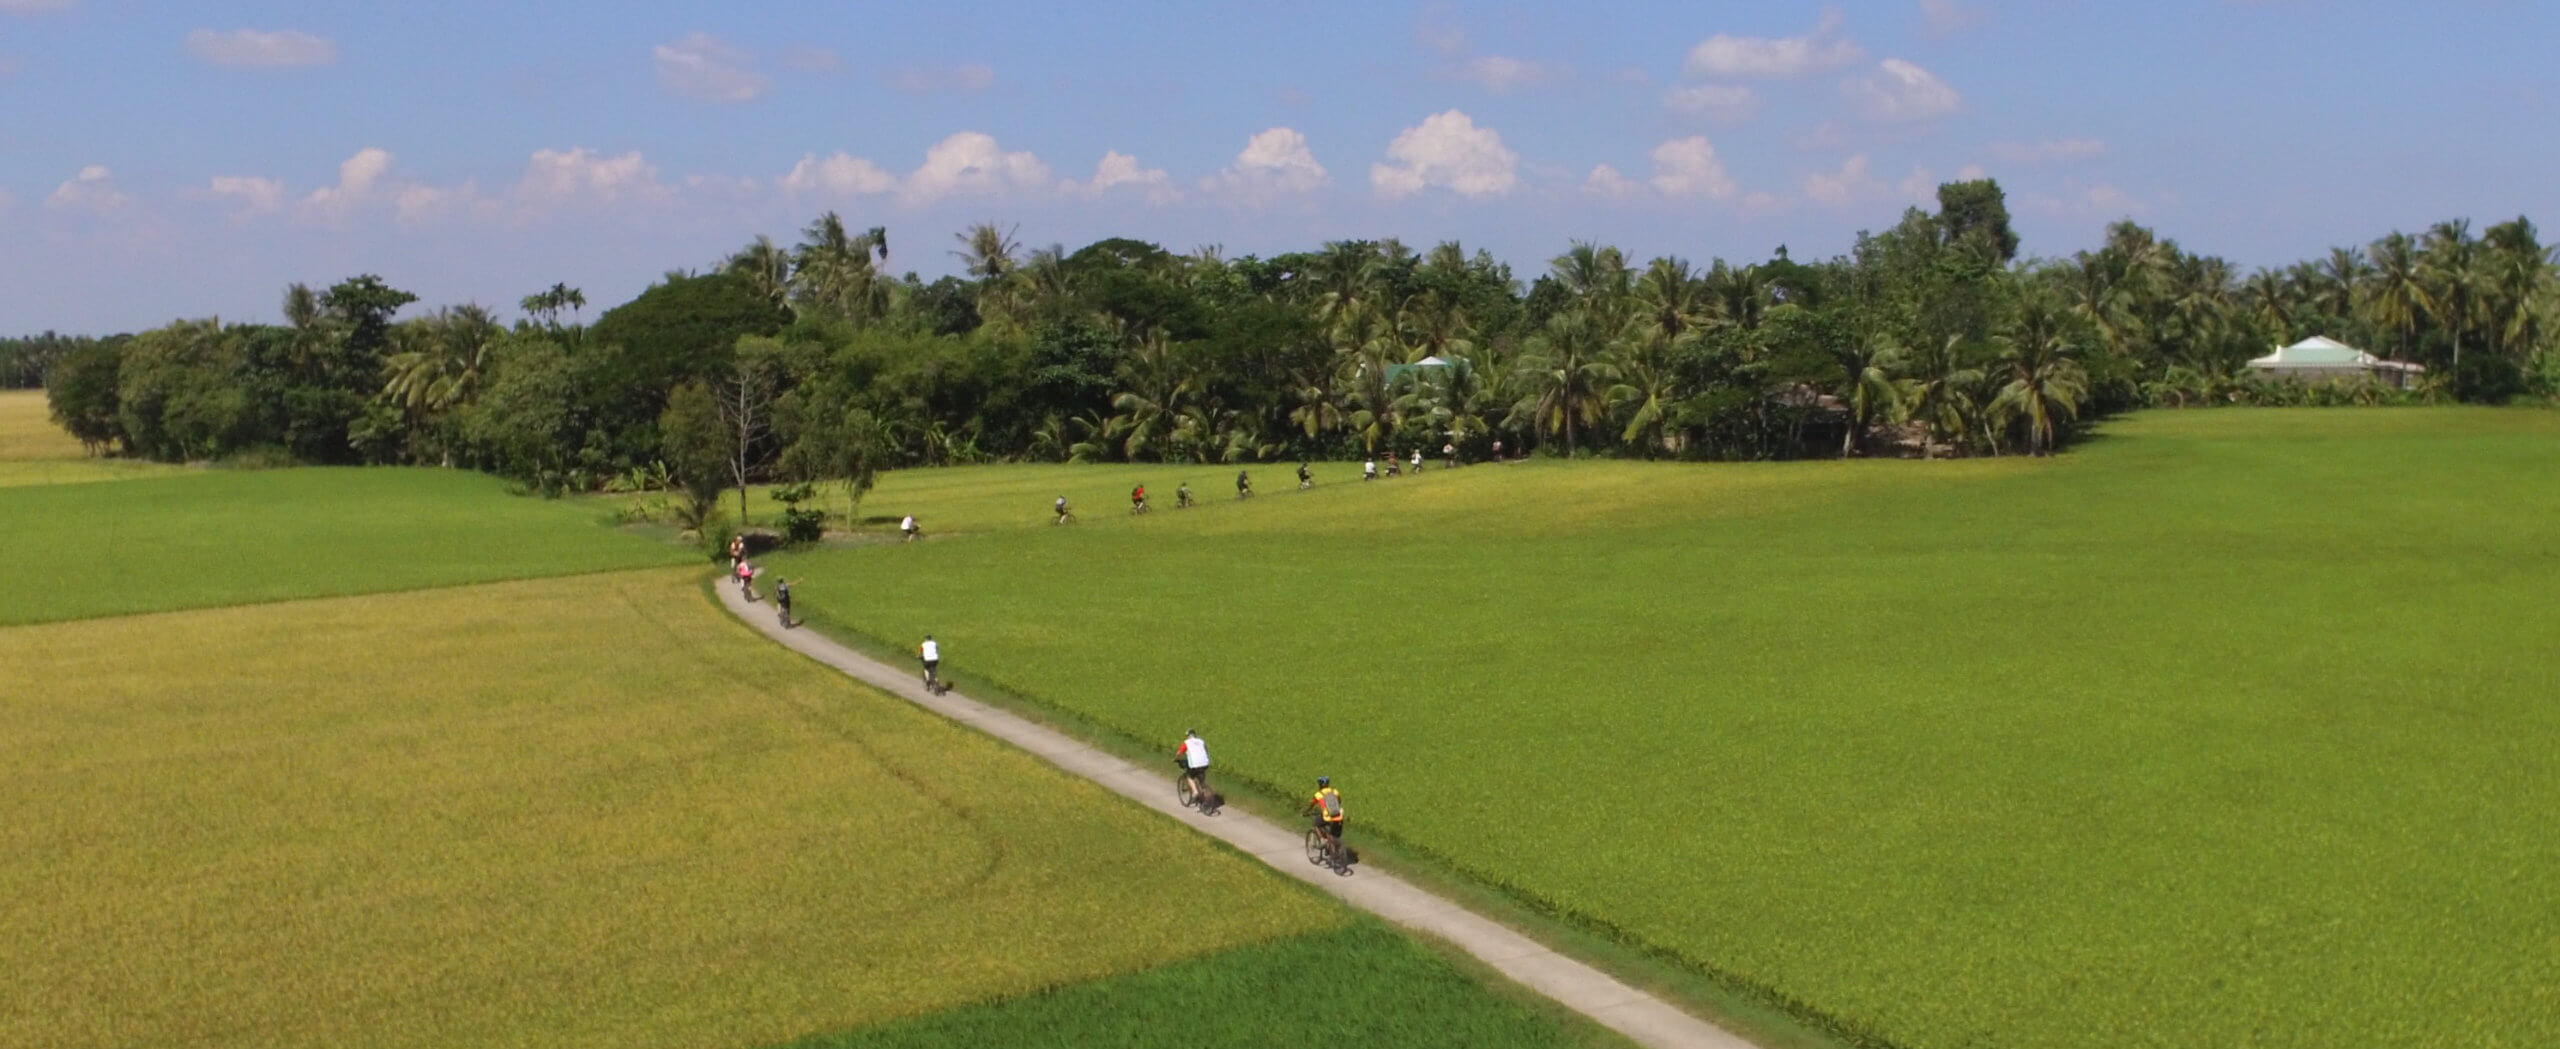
left=714, top=579, right=1758, bottom=1049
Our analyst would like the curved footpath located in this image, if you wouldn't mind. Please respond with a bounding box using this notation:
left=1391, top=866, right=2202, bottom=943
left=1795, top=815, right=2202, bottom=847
left=717, top=582, right=1757, bottom=1049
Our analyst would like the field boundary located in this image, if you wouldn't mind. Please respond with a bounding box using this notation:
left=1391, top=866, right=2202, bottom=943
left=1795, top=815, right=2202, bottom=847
left=713, top=578, right=1757, bottom=1049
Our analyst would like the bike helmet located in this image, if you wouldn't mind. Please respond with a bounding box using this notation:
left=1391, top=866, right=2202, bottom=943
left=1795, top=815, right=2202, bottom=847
left=1316, top=776, right=1330, bottom=787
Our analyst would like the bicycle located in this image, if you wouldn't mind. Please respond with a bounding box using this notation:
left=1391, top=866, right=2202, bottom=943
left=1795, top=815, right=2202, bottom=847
left=921, top=662, right=949, bottom=695
left=1052, top=509, right=1077, bottom=525
left=1304, top=825, right=1350, bottom=874
left=1175, top=764, right=1222, bottom=815
left=1129, top=500, right=1151, bottom=516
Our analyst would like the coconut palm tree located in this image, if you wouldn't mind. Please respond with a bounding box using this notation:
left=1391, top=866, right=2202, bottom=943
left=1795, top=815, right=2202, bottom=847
left=1512, top=308, right=1623, bottom=457
left=951, top=221, right=1020, bottom=280
left=1904, top=335, right=1983, bottom=458
left=2420, top=219, right=2486, bottom=379
left=792, top=213, right=891, bottom=323
left=2366, top=232, right=2426, bottom=362
left=725, top=237, right=795, bottom=312
left=1990, top=294, right=2089, bottom=456
left=1830, top=336, right=1910, bottom=458
left=2482, top=216, right=2556, bottom=366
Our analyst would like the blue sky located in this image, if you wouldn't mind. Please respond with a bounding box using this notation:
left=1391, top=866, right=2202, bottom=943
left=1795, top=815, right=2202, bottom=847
left=3, top=1, right=2554, bottom=333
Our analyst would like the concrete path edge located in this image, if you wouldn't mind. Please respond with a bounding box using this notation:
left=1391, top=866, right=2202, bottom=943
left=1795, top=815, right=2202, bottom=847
left=717, top=579, right=1759, bottom=1049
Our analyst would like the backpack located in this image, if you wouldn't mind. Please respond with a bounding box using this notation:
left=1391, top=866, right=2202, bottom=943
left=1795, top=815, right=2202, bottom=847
left=1319, top=790, right=1342, bottom=820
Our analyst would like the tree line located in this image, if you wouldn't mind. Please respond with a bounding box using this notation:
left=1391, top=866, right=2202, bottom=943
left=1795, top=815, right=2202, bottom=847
left=34, top=180, right=2559, bottom=522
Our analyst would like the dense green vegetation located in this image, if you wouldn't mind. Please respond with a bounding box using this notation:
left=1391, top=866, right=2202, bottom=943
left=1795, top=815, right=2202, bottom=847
left=0, top=569, right=1349, bottom=1049
left=782, top=922, right=1625, bottom=1049
left=0, top=467, right=686, bottom=625
left=28, top=187, right=2557, bottom=527
left=763, top=409, right=2560, bottom=1049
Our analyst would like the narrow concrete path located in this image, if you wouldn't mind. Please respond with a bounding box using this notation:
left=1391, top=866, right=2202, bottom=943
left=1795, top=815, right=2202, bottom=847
left=719, top=581, right=1758, bottom=1049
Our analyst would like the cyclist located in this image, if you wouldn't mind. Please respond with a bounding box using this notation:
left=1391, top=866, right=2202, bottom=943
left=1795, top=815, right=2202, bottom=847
left=727, top=533, right=746, bottom=570
left=1384, top=454, right=1400, bottom=477
left=1296, top=462, right=1312, bottom=490
left=1176, top=482, right=1193, bottom=509
left=900, top=514, right=919, bottom=541
left=1131, top=483, right=1148, bottom=513
left=1410, top=447, right=1424, bottom=473
left=1304, top=776, right=1345, bottom=859
left=773, top=577, right=793, bottom=628
left=1053, top=495, right=1073, bottom=525
left=1363, top=458, right=1377, bottom=481
left=1443, top=441, right=1458, bottom=468
left=918, top=634, right=942, bottom=692
left=1174, top=729, right=1211, bottom=799
left=734, top=557, right=755, bottom=599
left=1235, top=470, right=1252, bottom=499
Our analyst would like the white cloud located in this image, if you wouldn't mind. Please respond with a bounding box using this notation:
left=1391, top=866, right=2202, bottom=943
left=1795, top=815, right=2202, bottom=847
left=46, top=164, right=125, bottom=214
left=184, top=28, right=338, bottom=69
left=1804, top=154, right=1874, bottom=206
left=1958, top=163, right=1987, bottom=182
left=2086, top=184, right=2134, bottom=212
left=653, top=32, right=770, bottom=103
left=1920, top=0, right=1986, bottom=37
left=1896, top=165, right=1940, bottom=203
left=1664, top=83, right=1759, bottom=122
left=1684, top=9, right=1864, bottom=79
left=1203, top=127, right=1330, bottom=201
left=207, top=175, right=284, bottom=215
left=1583, top=164, right=1641, bottom=199
left=780, top=152, right=898, bottom=197
left=1648, top=136, right=1738, bottom=200
left=300, top=147, right=393, bottom=217
left=1370, top=110, right=1518, bottom=199
left=1064, top=151, right=1177, bottom=203
left=518, top=148, right=668, bottom=205
left=1, top=0, right=78, bottom=13
left=1990, top=138, right=2107, bottom=164
left=1846, top=58, right=1961, bottom=122
left=1451, top=54, right=1566, bottom=92
left=889, top=63, right=995, bottom=94
left=901, top=131, right=1049, bottom=205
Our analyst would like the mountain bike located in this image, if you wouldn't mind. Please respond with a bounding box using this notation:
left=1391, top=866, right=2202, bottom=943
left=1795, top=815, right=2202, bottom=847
left=1176, top=765, right=1222, bottom=815
left=1304, top=825, right=1349, bottom=874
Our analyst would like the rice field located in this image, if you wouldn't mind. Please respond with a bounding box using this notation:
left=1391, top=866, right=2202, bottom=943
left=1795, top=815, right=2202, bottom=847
left=760, top=408, right=2560, bottom=1049
left=0, top=569, right=1348, bottom=1049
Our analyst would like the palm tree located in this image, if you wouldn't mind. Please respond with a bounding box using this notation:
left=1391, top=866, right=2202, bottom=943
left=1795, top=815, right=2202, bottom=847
left=792, top=213, right=891, bottom=323
left=1830, top=336, right=1910, bottom=458
left=725, top=237, right=795, bottom=312
left=2482, top=216, right=2556, bottom=366
left=1702, top=260, right=1773, bottom=330
left=2420, top=219, right=2485, bottom=379
left=1512, top=309, right=1622, bottom=457
left=2317, top=246, right=2367, bottom=326
left=1990, top=294, right=2090, bottom=456
left=1397, top=289, right=1475, bottom=363
left=382, top=305, right=503, bottom=463
left=2366, top=232, right=2425, bottom=362
left=1905, top=334, right=1983, bottom=457
left=2243, top=269, right=2291, bottom=340
left=951, top=221, right=1020, bottom=280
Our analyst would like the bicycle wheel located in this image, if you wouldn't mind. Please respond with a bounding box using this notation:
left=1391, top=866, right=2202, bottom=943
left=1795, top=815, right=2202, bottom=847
left=1305, top=829, right=1327, bottom=866
left=1176, top=776, right=1197, bottom=809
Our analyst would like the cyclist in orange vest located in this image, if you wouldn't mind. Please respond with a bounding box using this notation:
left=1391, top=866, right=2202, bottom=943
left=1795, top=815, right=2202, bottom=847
left=1305, top=776, right=1345, bottom=845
